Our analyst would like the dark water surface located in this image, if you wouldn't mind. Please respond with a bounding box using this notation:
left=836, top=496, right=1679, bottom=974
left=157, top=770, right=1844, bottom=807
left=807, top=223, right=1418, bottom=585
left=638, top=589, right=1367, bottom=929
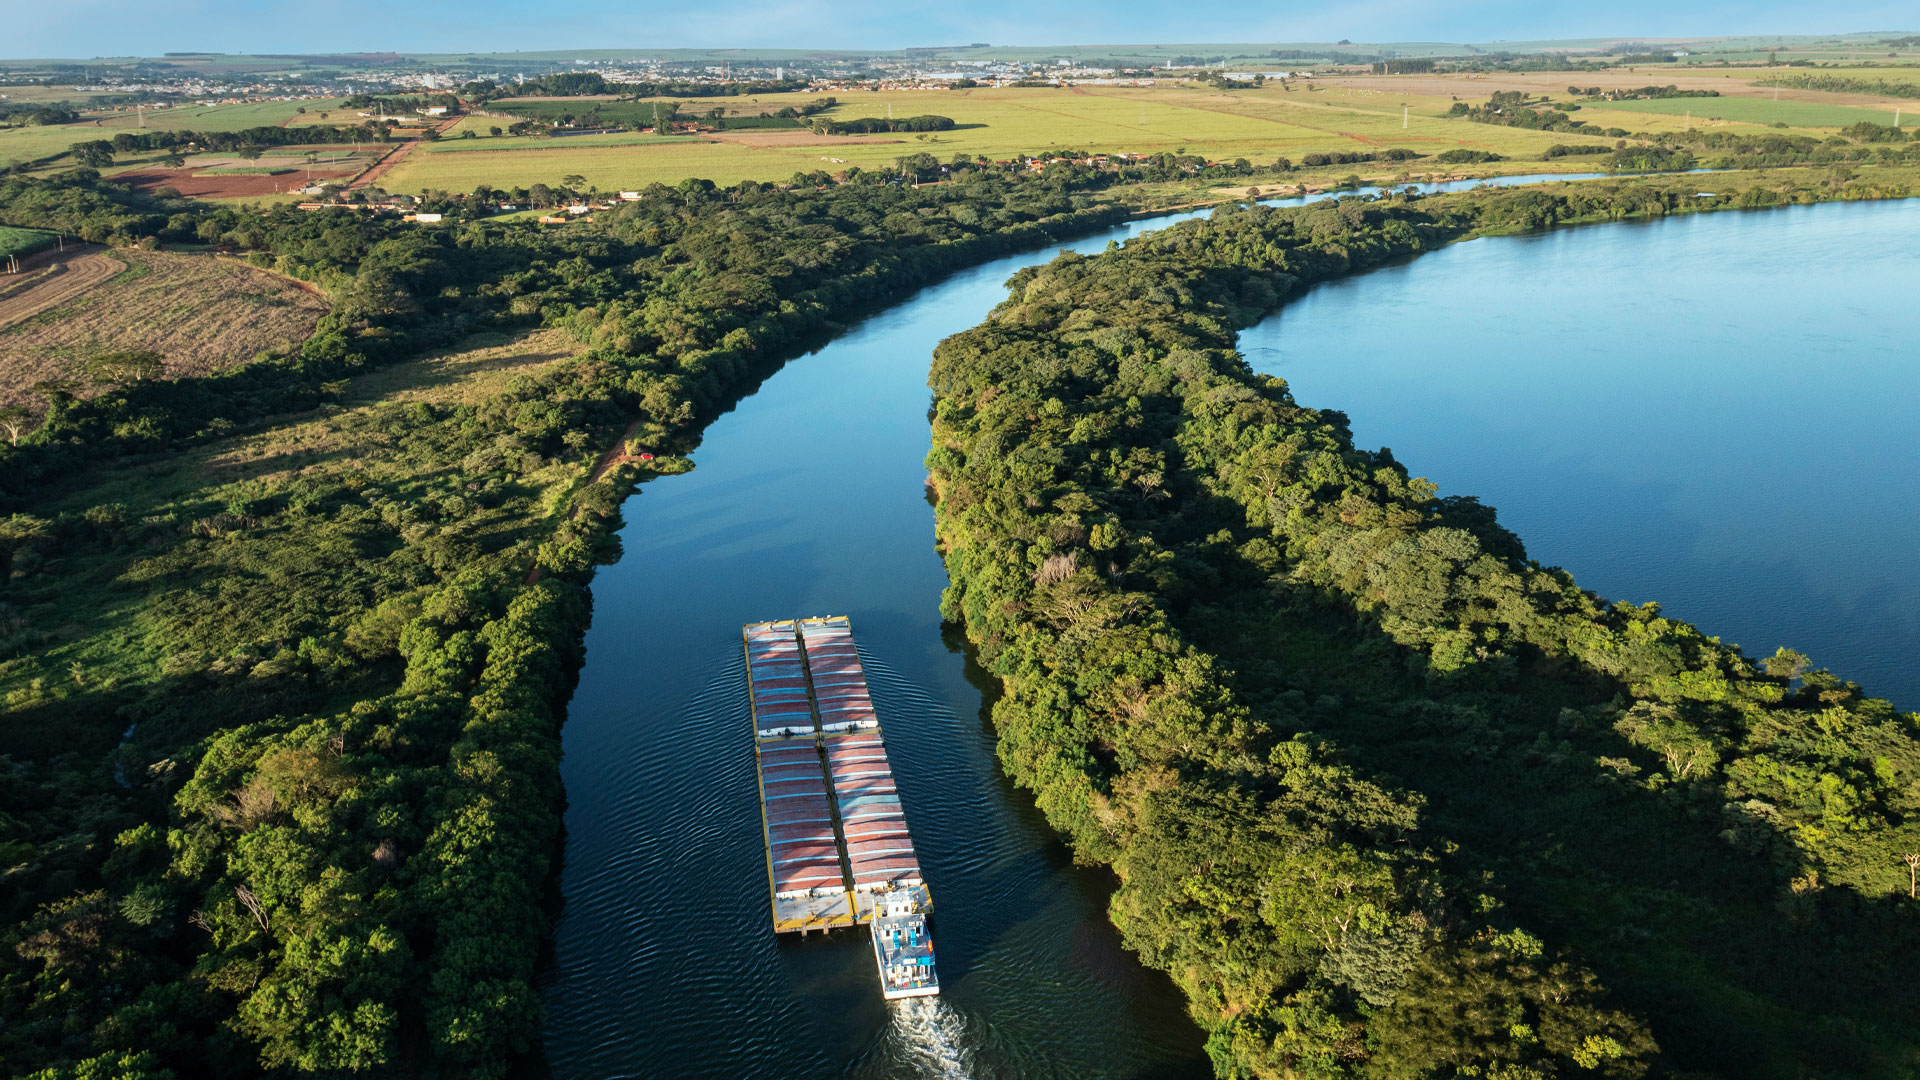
left=537, top=181, right=1911, bottom=1078
left=1239, top=198, right=1920, bottom=709
left=535, top=207, right=1233, bottom=1079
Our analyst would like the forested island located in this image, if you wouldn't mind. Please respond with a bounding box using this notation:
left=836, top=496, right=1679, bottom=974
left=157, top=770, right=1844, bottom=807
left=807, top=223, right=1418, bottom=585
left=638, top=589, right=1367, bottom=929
left=0, top=144, right=1916, bottom=1077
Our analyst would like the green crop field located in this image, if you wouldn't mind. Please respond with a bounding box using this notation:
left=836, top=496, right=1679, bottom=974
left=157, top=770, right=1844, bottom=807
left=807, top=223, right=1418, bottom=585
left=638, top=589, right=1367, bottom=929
left=423, top=130, right=697, bottom=153
left=0, top=225, right=55, bottom=258
left=76, top=98, right=347, bottom=132
left=1581, top=95, right=1902, bottom=128
left=384, top=84, right=1629, bottom=193
left=382, top=141, right=786, bottom=191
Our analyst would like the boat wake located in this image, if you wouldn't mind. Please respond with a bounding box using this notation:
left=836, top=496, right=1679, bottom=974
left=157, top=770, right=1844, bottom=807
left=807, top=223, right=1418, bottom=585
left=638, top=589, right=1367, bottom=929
left=876, top=997, right=972, bottom=1079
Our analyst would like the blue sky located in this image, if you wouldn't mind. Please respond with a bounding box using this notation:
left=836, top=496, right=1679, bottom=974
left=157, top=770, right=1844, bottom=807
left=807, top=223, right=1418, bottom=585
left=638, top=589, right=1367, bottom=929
left=9, top=0, right=1917, bottom=59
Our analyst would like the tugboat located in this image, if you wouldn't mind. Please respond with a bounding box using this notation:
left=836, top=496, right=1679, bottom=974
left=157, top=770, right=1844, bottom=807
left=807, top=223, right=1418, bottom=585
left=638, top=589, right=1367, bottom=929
left=870, top=886, right=939, bottom=999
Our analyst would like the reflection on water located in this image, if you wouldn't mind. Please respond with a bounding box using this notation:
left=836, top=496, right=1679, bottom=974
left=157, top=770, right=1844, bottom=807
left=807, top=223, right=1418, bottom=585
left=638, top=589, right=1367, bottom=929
left=1241, top=198, right=1920, bottom=709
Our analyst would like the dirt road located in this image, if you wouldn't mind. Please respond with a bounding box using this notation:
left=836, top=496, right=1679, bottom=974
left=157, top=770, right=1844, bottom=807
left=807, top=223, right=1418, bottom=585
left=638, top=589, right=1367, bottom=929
left=348, top=116, right=465, bottom=191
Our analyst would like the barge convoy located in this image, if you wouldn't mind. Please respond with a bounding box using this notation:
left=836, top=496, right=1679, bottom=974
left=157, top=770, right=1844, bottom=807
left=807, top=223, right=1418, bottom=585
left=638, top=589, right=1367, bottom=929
left=744, top=616, right=939, bottom=1000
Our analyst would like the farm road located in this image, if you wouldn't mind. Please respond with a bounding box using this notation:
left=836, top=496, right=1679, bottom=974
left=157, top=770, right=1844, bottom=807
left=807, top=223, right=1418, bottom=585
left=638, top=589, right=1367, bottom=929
left=349, top=116, right=464, bottom=191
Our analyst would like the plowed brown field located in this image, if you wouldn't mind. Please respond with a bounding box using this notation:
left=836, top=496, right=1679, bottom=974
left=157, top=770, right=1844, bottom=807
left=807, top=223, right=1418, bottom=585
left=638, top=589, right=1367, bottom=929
left=0, top=250, right=328, bottom=409
left=0, top=251, right=121, bottom=331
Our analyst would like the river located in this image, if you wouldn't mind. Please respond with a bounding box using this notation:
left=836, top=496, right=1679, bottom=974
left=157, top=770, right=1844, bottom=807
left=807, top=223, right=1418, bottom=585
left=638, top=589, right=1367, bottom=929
left=1239, top=197, right=1920, bottom=710
left=536, top=183, right=1916, bottom=1078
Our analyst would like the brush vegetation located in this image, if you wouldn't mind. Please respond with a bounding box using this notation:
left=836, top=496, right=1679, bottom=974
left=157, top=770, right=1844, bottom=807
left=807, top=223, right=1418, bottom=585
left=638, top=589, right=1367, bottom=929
left=927, top=173, right=1920, bottom=1079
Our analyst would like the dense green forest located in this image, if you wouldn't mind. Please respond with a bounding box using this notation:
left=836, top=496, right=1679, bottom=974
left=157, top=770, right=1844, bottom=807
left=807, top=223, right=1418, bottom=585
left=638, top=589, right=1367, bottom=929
left=0, top=167, right=1152, bottom=1077
left=927, top=177, right=1920, bottom=1078
left=4, top=155, right=1919, bottom=1078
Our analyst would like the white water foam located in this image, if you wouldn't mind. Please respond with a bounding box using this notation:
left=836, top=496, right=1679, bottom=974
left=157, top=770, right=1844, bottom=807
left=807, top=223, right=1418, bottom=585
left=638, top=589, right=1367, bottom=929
left=884, top=997, right=973, bottom=1079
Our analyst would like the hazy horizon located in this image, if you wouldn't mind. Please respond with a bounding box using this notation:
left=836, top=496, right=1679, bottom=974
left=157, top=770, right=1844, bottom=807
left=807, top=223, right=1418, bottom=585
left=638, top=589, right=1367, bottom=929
left=7, top=1, right=1918, bottom=63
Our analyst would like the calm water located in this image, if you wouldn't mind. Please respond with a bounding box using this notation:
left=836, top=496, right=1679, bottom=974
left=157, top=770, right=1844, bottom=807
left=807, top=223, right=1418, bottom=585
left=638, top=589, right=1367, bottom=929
left=535, top=208, right=1233, bottom=1080
left=1240, top=198, right=1920, bottom=709
left=537, top=181, right=1913, bottom=1078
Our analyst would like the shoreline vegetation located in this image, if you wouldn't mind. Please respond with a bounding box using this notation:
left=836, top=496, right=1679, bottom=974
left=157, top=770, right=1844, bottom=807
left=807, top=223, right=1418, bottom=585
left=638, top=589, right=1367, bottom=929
left=927, top=173, right=1920, bottom=1077
left=0, top=161, right=1913, bottom=1076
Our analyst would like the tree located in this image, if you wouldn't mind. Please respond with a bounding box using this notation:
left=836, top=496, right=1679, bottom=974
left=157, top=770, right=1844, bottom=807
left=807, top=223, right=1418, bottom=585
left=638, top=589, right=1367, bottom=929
left=0, top=404, right=34, bottom=446
left=237, top=145, right=264, bottom=161
left=85, top=349, right=166, bottom=387
left=69, top=141, right=115, bottom=168
left=489, top=125, right=503, bottom=137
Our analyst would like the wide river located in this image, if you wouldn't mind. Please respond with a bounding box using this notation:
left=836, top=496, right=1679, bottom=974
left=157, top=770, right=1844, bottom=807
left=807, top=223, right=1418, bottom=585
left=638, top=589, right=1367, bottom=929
left=537, top=186, right=1919, bottom=1078
left=1239, top=197, right=1919, bottom=710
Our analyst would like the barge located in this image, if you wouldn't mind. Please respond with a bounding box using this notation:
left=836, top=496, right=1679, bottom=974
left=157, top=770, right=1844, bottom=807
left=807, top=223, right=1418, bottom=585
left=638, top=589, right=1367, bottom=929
left=744, top=617, right=939, bottom=998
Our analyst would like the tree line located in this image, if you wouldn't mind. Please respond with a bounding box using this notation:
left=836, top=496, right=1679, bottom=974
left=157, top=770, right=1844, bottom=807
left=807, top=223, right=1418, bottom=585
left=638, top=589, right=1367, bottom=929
left=0, top=165, right=1175, bottom=1078
left=1755, top=73, right=1920, bottom=100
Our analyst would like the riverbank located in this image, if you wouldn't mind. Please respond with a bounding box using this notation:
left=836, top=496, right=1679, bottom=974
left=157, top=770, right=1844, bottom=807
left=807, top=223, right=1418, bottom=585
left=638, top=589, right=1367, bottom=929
left=3, top=162, right=1914, bottom=1076
left=927, top=175, right=1920, bottom=1077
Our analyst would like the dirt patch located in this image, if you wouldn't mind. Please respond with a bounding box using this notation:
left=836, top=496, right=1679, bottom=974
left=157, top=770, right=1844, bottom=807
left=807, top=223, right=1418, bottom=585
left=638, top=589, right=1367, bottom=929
left=0, top=251, right=122, bottom=333
left=709, top=129, right=903, bottom=147
left=0, top=250, right=329, bottom=410
left=120, top=167, right=356, bottom=198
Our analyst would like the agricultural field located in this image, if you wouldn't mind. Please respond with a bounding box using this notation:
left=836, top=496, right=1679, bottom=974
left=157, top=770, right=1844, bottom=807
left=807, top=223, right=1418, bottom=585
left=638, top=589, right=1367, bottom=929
left=0, top=249, right=328, bottom=409
left=0, top=85, right=100, bottom=104
left=384, top=84, right=1625, bottom=192
left=1580, top=95, right=1905, bottom=128
left=1801, top=66, right=1920, bottom=86
left=0, top=226, right=53, bottom=258
left=104, top=147, right=377, bottom=197
left=0, top=123, right=108, bottom=165
left=423, top=128, right=694, bottom=153
left=382, top=139, right=782, bottom=190
left=76, top=97, right=350, bottom=132
left=0, top=97, right=352, bottom=165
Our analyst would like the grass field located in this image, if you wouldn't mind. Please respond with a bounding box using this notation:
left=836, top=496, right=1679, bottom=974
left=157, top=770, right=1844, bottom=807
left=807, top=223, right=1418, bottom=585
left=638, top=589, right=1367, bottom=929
left=423, top=129, right=697, bottom=153
left=0, top=97, right=353, bottom=164
left=0, top=226, right=54, bottom=258
left=384, top=84, right=1634, bottom=192
left=0, top=123, right=107, bottom=164
left=1581, top=96, right=1904, bottom=127
left=78, top=98, right=350, bottom=132
left=0, top=85, right=101, bottom=104
left=0, top=251, right=327, bottom=409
